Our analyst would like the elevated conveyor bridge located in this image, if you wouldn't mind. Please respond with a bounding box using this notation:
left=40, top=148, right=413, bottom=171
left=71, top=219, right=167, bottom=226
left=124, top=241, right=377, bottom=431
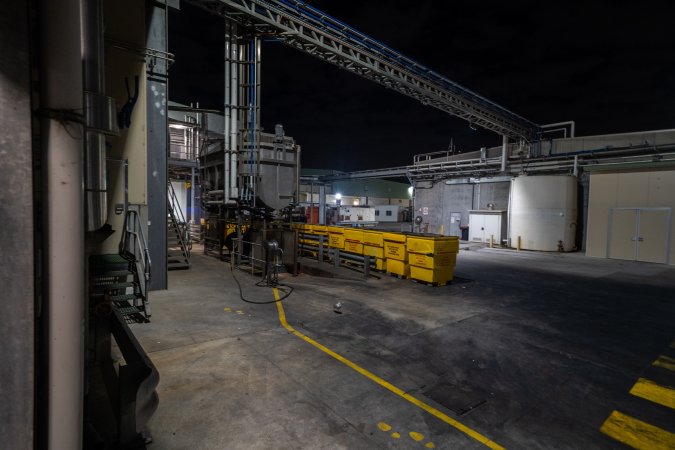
left=187, top=0, right=539, bottom=140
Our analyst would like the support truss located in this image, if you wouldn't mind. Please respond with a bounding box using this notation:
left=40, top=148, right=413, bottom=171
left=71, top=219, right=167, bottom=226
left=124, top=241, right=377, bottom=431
left=186, top=0, right=539, bottom=140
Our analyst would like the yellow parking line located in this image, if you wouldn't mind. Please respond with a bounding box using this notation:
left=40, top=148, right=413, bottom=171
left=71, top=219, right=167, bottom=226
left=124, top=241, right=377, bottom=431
left=629, top=378, right=675, bottom=410
left=600, top=410, right=675, bottom=450
left=272, top=288, right=505, bottom=450
left=653, top=355, right=675, bottom=372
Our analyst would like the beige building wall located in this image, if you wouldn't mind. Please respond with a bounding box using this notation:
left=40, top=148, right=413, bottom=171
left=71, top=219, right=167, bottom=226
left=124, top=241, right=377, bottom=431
left=101, top=0, right=148, bottom=254
left=586, top=168, right=675, bottom=265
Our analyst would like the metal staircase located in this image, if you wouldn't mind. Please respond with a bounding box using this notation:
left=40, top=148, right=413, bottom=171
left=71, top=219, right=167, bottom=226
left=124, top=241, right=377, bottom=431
left=168, top=181, right=191, bottom=270
left=89, top=208, right=152, bottom=322
left=187, top=0, right=539, bottom=140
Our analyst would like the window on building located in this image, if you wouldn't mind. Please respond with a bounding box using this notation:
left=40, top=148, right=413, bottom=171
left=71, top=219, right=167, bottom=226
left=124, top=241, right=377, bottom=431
left=375, top=210, right=380, bottom=216
left=385, top=210, right=392, bottom=216
left=357, top=215, right=363, bottom=220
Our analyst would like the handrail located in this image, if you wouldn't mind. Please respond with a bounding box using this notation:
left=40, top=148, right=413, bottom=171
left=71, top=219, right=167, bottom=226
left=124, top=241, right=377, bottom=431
left=120, top=209, right=152, bottom=284
left=167, top=181, right=191, bottom=256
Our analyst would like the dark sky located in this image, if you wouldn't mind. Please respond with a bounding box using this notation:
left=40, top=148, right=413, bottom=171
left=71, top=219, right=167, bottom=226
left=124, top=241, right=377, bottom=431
left=169, top=1, right=674, bottom=171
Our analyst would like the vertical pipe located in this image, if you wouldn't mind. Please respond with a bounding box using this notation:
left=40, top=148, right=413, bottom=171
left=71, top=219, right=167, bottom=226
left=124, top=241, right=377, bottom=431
left=40, top=0, right=85, bottom=447
left=309, top=182, right=314, bottom=224
left=255, top=36, right=262, bottom=204
left=238, top=39, right=246, bottom=201
left=501, top=135, right=508, bottom=173
left=82, top=0, right=110, bottom=231
left=223, top=20, right=232, bottom=201
left=319, top=184, right=326, bottom=225
left=573, top=155, right=579, bottom=177
left=229, top=23, right=238, bottom=199
left=295, top=145, right=301, bottom=207
left=190, top=167, right=196, bottom=222
left=248, top=39, right=255, bottom=203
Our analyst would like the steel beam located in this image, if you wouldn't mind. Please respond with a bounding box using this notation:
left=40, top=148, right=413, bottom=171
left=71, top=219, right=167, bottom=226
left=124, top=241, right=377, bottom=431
left=186, top=0, right=538, bottom=140
left=147, top=1, right=169, bottom=290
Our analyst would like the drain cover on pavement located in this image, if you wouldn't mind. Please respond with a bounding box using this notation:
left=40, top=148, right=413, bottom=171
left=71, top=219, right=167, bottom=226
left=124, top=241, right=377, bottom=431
left=422, top=382, right=487, bottom=416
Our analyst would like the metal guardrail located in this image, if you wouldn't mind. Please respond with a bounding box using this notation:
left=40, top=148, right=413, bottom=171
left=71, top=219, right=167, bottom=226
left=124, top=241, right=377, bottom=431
left=120, top=208, right=152, bottom=306
left=231, top=238, right=285, bottom=283
left=168, top=181, right=192, bottom=257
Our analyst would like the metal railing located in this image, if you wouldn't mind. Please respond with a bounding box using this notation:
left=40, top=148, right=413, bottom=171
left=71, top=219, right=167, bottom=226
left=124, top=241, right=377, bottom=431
left=231, top=238, right=285, bottom=282
left=168, top=181, right=192, bottom=257
left=120, top=207, right=152, bottom=292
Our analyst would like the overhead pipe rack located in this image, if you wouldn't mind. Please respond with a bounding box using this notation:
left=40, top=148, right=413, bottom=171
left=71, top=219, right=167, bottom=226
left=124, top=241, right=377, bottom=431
left=187, top=0, right=539, bottom=140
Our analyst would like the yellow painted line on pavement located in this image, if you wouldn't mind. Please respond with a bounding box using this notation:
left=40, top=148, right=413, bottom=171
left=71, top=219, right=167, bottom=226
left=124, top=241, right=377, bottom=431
left=653, top=355, right=675, bottom=372
left=600, top=410, right=675, bottom=450
left=272, top=288, right=505, bottom=450
left=629, top=377, right=675, bottom=410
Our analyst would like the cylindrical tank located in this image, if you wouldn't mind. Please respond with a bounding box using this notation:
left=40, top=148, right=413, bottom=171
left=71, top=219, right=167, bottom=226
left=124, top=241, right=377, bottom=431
left=509, top=175, right=577, bottom=251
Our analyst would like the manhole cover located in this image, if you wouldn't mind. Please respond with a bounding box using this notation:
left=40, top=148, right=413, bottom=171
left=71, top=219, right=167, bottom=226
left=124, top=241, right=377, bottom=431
left=423, top=382, right=487, bottom=416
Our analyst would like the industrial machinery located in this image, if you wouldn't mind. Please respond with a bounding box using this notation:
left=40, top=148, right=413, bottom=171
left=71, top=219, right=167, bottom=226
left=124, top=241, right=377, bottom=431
left=188, top=90, right=301, bottom=271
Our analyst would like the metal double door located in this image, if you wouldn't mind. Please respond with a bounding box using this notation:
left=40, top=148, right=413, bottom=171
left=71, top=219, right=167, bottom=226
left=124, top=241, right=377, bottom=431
left=608, top=207, right=671, bottom=263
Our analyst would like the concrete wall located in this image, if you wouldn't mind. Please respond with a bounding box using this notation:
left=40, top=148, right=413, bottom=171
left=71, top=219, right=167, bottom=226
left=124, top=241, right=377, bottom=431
left=0, top=2, right=34, bottom=446
left=414, top=180, right=510, bottom=236
left=586, top=169, right=675, bottom=265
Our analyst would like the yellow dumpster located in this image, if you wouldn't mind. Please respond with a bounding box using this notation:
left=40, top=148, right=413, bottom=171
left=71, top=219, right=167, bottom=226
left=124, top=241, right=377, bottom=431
left=327, top=226, right=345, bottom=249
left=406, top=235, right=458, bottom=286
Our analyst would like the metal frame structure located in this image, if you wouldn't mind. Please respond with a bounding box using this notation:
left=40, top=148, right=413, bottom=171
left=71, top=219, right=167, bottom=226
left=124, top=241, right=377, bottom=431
left=186, top=0, right=539, bottom=140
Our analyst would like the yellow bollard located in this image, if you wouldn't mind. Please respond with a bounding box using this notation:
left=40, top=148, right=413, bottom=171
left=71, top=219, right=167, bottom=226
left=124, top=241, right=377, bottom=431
left=517, top=235, right=521, bottom=251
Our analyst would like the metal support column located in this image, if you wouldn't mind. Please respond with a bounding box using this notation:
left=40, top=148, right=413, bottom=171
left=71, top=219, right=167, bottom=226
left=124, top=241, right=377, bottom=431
left=146, top=1, right=169, bottom=289
left=319, top=184, right=326, bottom=225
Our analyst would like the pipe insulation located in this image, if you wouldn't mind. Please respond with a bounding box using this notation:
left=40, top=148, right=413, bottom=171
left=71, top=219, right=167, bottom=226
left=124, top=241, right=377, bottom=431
left=501, top=135, right=508, bottom=173
left=82, top=0, right=118, bottom=231
left=40, top=0, right=86, bottom=447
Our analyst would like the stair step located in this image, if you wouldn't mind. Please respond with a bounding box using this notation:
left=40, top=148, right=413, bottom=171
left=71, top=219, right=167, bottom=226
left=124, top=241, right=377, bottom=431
left=92, top=281, right=135, bottom=289
left=89, top=254, right=129, bottom=266
left=110, top=294, right=138, bottom=303
left=92, top=271, right=133, bottom=279
left=117, top=305, right=142, bottom=316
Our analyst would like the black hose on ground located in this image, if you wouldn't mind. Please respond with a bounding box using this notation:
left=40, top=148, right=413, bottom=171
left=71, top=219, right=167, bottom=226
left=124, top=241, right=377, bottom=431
left=229, top=257, right=294, bottom=304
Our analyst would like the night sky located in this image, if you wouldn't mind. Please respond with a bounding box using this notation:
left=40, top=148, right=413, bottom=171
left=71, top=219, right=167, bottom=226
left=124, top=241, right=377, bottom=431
left=169, top=1, right=674, bottom=171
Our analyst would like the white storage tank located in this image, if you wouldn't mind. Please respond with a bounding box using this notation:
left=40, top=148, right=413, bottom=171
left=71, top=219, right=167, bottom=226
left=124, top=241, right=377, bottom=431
left=510, top=175, right=577, bottom=251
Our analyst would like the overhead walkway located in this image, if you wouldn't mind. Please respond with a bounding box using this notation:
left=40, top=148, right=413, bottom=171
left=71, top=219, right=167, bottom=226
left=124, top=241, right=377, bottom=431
left=187, top=0, right=539, bottom=140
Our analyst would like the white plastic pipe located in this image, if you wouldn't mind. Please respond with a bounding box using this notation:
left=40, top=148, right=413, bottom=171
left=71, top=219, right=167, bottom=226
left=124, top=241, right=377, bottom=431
left=41, top=0, right=85, bottom=447
left=541, top=121, right=575, bottom=138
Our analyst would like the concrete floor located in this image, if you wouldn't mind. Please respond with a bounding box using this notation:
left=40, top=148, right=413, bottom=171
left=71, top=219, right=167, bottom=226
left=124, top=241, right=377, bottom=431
left=131, top=245, right=675, bottom=449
